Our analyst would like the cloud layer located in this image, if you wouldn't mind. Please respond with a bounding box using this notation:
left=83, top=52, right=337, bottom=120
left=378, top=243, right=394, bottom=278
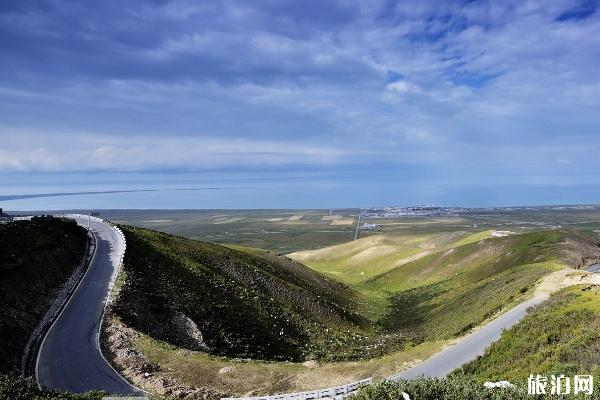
left=1, top=0, right=599, bottom=190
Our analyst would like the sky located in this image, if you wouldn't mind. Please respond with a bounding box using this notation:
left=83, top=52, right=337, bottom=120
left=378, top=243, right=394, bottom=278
left=1, top=0, right=600, bottom=209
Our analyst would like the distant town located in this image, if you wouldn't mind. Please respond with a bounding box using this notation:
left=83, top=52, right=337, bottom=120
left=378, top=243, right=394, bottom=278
left=361, top=206, right=468, bottom=218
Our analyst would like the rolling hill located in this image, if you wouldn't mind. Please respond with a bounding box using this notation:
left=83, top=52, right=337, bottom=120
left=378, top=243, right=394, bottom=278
left=288, top=232, right=471, bottom=284
left=114, top=226, right=371, bottom=362
left=292, top=230, right=600, bottom=341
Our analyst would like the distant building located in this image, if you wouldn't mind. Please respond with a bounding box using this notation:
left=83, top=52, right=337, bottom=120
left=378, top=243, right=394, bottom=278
left=362, top=223, right=379, bottom=230
left=0, top=208, right=14, bottom=223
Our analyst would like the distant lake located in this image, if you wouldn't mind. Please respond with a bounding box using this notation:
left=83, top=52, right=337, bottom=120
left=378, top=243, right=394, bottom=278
left=2, top=171, right=600, bottom=211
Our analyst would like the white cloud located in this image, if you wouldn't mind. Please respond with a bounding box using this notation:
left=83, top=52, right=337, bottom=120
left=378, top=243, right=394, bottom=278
left=0, top=132, right=349, bottom=172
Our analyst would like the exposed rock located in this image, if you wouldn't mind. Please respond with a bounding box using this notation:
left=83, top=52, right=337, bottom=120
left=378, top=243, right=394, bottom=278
left=171, top=310, right=210, bottom=351
left=218, top=366, right=234, bottom=375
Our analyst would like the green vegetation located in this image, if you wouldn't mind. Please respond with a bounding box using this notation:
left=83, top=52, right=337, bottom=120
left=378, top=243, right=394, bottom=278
left=459, top=285, right=600, bottom=381
left=101, top=207, right=600, bottom=254
left=0, top=217, right=87, bottom=373
left=103, top=209, right=361, bottom=253
left=352, top=375, right=597, bottom=400
left=127, top=319, right=445, bottom=396
left=288, top=234, right=436, bottom=284
left=116, top=226, right=375, bottom=362
left=368, top=231, right=568, bottom=340
left=116, top=225, right=595, bottom=365
left=0, top=374, right=103, bottom=400
left=294, top=230, right=579, bottom=342
left=104, top=211, right=599, bottom=396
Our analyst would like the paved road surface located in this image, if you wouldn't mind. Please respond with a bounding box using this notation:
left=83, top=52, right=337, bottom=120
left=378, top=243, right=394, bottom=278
left=392, top=295, right=547, bottom=379
left=588, top=263, right=600, bottom=273
left=37, top=216, right=142, bottom=395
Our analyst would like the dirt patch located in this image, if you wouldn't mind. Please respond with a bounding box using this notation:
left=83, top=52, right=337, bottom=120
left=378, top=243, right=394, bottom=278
left=288, top=215, right=303, bottom=221
left=103, top=316, right=225, bottom=399
left=534, top=268, right=600, bottom=298
left=330, top=219, right=354, bottom=226
left=321, top=215, right=343, bottom=221
left=391, top=251, right=432, bottom=269
left=559, top=233, right=600, bottom=268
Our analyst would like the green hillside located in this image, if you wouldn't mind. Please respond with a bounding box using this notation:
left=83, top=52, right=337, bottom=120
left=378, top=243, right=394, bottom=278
left=294, top=230, right=597, bottom=343
left=288, top=232, right=469, bottom=284
left=107, top=226, right=599, bottom=395
left=115, top=226, right=372, bottom=362
left=115, top=227, right=598, bottom=363
left=458, top=284, right=600, bottom=381
left=364, top=231, right=576, bottom=340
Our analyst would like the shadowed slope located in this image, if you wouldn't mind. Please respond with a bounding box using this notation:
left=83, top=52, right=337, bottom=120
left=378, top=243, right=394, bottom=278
left=115, top=226, right=369, bottom=362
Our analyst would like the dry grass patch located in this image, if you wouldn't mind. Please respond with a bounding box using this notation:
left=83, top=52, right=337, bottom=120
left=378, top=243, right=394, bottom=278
left=330, top=219, right=354, bottom=226
left=136, top=333, right=445, bottom=397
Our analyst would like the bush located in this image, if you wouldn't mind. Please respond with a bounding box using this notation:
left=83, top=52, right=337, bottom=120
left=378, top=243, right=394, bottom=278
left=352, top=375, right=600, bottom=400
left=0, top=374, right=104, bottom=400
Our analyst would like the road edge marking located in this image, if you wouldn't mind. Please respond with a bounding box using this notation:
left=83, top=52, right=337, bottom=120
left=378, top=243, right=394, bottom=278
left=96, top=222, right=149, bottom=395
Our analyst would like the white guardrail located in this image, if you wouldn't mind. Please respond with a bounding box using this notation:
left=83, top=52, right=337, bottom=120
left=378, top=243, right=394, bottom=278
left=63, top=214, right=126, bottom=296
left=221, top=378, right=373, bottom=400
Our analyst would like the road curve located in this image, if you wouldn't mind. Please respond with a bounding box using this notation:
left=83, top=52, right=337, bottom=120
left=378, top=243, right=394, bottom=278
left=36, top=215, right=142, bottom=395
left=391, top=295, right=547, bottom=380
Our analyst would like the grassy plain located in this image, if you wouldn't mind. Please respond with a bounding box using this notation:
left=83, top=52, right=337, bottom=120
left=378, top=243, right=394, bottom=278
left=98, top=205, right=600, bottom=254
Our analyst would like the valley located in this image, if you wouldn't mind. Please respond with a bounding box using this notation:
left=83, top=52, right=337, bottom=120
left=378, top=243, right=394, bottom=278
left=1, top=207, right=599, bottom=399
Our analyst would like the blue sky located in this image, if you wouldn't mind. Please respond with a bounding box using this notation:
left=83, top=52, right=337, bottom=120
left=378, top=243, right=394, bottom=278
left=1, top=0, right=600, bottom=209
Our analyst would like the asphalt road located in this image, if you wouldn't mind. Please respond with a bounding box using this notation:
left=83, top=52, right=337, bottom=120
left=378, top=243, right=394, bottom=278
left=36, top=216, right=142, bottom=395
left=392, top=295, right=547, bottom=380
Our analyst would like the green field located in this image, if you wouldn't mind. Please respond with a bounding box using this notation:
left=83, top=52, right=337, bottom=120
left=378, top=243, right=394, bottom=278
left=97, top=206, right=600, bottom=254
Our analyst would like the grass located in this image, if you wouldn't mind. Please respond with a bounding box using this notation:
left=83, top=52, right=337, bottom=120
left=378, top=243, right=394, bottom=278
left=458, top=285, right=600, bottom=382
left=292, top=230, right=569, bottom=340
left=115, top=226, right=376, bottom=362
left=288, top=234, right=433, bottom=284
left=108, top=222, right=598, bottom=397
left=351, top=375, right=600, bottom=400
left=102, top=209, right=361, bottom=253
left=131, top=321, right=446, bottom=396
left=0, top=217, right=88, bottom=373
left=99, top=206, right=600, bottom=254
left=357, top=230, right=568, bottom=325
left=0, top=374, right=103, bottom=400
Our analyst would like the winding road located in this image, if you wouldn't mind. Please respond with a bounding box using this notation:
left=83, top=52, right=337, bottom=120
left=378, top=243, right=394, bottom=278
left=391, top=295, right=546, bottom=380
left=36, top=215, right=143, bottom=395
left=33, top=217, right=599, bottom=398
